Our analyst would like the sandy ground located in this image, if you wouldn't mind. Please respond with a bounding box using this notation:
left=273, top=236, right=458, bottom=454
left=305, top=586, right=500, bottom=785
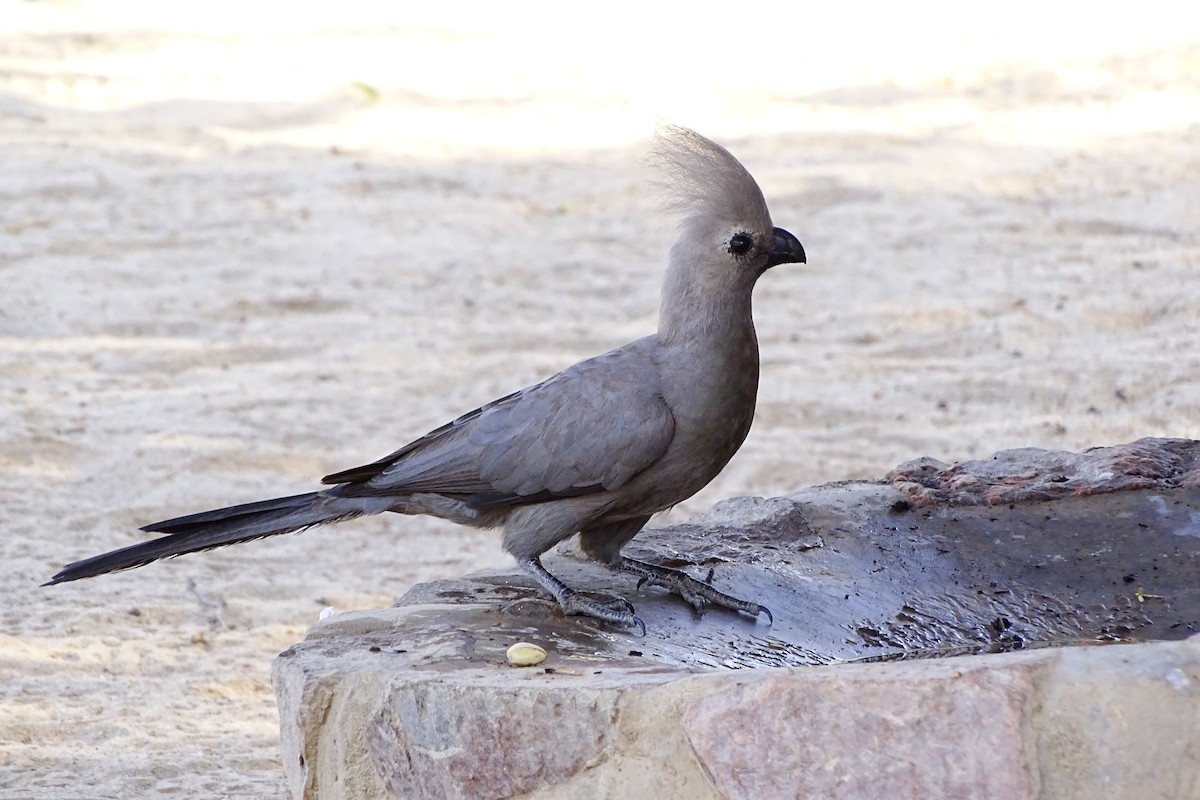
left=1, top=2, right=1198, bottom=797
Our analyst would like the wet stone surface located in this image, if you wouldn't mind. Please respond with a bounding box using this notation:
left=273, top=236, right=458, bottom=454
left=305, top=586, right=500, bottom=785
left=391, top=479, right=1200, bottom=669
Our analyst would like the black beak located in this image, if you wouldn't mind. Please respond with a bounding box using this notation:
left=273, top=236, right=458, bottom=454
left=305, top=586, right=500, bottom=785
left=764, top=227, right=806, bottom=269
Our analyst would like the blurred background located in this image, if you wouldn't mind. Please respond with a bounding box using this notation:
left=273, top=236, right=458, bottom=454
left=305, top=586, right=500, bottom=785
left=6, top=1, right=1198, bottom=151
left=1, top=2, right=1197, bottom=797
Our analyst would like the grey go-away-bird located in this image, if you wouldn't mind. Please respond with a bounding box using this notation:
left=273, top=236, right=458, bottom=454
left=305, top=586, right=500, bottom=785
left=48, top=127, right=806, bottom=632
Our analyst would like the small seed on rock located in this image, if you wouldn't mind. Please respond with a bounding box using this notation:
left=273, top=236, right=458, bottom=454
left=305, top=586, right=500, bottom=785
left=506, top=642, right=547, bottom=667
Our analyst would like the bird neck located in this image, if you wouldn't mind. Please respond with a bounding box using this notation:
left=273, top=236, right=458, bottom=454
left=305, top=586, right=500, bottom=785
left=655, top=259, right=762, bottom=455
left=657, top=260, right=759, bottom=352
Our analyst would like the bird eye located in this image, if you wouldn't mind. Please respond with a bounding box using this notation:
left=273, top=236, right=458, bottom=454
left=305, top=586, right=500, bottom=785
left=728, top=232, right=753, bottom=257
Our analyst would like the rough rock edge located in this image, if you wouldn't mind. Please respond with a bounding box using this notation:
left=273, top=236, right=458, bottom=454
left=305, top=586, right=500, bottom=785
left=275, top=628, right=1200, bottom=800
left=887, top=437, right=1200, bottom=507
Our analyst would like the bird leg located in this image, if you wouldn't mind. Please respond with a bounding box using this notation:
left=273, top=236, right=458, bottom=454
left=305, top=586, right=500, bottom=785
left=518, top=557, right=646, bottom=635
left=616, top=557, right=773, bottom=624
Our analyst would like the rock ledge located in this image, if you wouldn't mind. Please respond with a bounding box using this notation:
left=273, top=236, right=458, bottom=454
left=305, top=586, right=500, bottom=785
left=274, top=439, right=1200, bottom=799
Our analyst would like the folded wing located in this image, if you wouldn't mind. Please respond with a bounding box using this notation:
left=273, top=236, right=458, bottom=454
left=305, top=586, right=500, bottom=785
left=324, top=344, right=675, bottom=509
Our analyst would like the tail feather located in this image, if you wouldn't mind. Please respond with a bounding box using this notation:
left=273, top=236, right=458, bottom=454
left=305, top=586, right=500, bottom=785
left=46, top=491, right=373, bottom=586
left=141, top=492, right=326, bottom=534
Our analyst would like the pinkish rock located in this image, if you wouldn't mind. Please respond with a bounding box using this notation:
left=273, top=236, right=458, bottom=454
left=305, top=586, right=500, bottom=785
left=682, top=657, right=1039, bottom=800
left=888, top=437, right=1200, bottom=507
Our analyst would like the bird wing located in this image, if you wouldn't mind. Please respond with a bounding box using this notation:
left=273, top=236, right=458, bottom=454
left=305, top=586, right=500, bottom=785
left=323, top=341, right=675, bottom=508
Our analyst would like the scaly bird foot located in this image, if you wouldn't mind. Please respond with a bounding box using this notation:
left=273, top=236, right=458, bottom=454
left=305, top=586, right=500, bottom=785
left=618, top=557, right=772, bottom=624
left=518, top=557, right=645, bottom=635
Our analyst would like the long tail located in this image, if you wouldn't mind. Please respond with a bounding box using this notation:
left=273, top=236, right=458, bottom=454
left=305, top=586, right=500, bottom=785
left=45, top=491, right=382, bottom=585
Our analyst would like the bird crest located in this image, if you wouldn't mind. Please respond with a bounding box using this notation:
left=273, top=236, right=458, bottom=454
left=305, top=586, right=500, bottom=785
left=649, top=125, right=771, bottom=231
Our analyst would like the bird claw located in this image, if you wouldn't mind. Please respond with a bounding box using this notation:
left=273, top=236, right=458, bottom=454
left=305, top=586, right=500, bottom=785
left=594, top=593, right=638, bottom=616
left=618, top=557, right=769, bottom=624
left=519, top=557, right=646, bottom=633
left=555, top=591, right=646, bottom=632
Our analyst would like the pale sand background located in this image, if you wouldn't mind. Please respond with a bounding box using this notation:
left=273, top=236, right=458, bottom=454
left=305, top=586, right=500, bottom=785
left=1, top=2, right=1198, bottom=797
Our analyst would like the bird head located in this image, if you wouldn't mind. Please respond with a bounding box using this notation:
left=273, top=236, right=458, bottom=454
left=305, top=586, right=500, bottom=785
left=651, top=126, right=806, bottom=285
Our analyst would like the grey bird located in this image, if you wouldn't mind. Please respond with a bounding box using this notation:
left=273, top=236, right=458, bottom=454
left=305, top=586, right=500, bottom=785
left=47, top=126, right=806, bottom=632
